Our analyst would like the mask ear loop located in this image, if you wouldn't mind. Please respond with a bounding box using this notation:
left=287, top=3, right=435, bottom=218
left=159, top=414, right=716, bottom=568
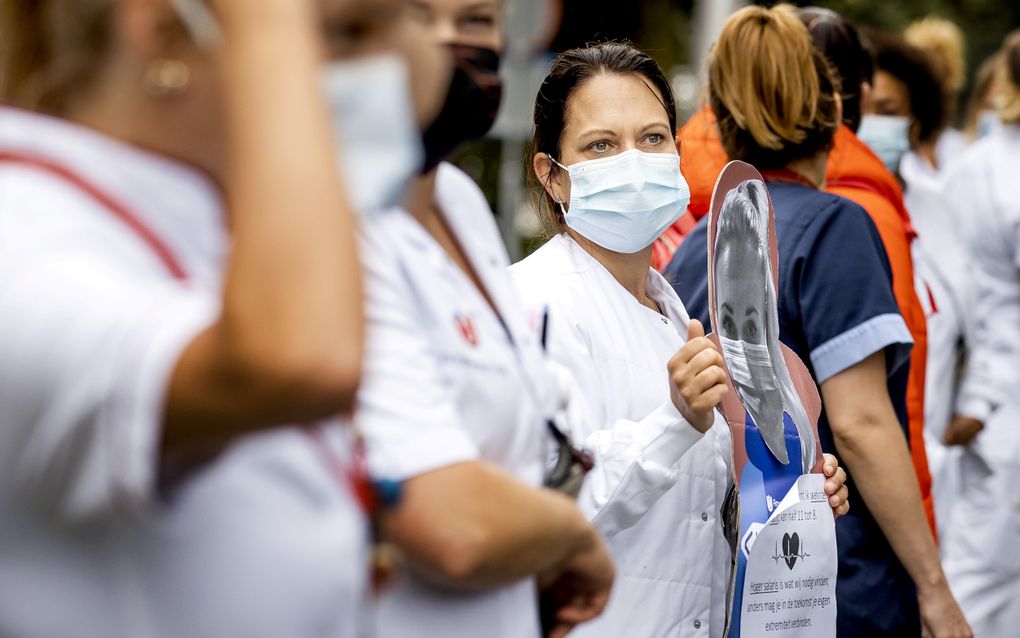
left=547, top=156, right=569, bottom=217
left=168, top=0, right=222, bottom=50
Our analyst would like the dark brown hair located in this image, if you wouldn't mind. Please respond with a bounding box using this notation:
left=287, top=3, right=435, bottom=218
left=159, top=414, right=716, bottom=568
left=798, top=6, right=872, bottom=133
left=530, top=41, right=677, bottom=232
left=709, top=4, right=840, bottom=170
left=866, top=30, right=946, bottom=145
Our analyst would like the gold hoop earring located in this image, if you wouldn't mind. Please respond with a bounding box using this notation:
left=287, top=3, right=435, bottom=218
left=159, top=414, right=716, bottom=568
left=144, top=59, right=192, bottom=97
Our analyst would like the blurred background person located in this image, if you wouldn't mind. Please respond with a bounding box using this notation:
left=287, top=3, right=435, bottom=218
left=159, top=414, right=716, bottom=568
left=940, top=29, right=1020, bottom=638
left=666, top=5, right=970, bottom=637
left=963, top=52, right=1005, bottom=140
left=857, top=31, right=945, bottom=178
left=0, top=0, right=447, bottom=636
left=802, top=5, right=937, bottom=540
left=355, top=1, right=615, bottom=637
left=904, top=16, right=969, bottom=163
left=858, top=32, right=977, bottom=540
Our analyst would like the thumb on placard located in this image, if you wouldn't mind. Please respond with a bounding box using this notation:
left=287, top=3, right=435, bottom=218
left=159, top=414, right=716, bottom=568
left=687, top=318, right=705, bottom=341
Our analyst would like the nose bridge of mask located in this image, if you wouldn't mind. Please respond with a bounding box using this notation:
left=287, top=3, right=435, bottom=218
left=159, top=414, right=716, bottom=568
left=742, top=341, right=772, bottom=367
left=168, top=0, right=221, bottom=49
left=568, top=149, right=666, bottom=198
left=720, top=336, right=754, bottom=385
left=553, top=149, right=689, bottom=254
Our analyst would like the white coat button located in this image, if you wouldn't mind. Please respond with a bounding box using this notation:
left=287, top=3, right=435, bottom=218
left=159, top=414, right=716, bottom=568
left=694, top=619, right=702, bottom=629
left=701, top=512, right=709, bottom=522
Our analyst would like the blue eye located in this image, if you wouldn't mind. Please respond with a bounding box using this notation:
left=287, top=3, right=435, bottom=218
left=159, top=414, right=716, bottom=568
left=463, top=14, right=496, bottom=28
left=589, top=141, right=611, bottom=153
left=646, top=134, right=664, bottom=145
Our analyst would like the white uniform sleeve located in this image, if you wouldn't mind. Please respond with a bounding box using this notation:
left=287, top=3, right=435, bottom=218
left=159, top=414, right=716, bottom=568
left=0, top=246, right=216, bottom=522
left=950, top=154, right=1020, bottom=422
left=356, top=225, right=480, bottom=481
left=543, top=304, right=706, bottom=541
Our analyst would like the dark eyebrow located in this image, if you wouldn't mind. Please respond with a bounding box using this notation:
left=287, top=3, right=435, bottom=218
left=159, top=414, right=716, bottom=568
left=746, top=307, right=759, bottom=317
left=578, top=129, right=617, bottom=140
left=463, top=0, right=498, bottom=11
left=721, top=302, right=733, bottom=314
left=640, top=122, right=671, bottom=134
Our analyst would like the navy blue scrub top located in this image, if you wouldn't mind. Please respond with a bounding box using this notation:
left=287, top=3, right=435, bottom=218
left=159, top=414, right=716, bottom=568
left=665, top=181, right=920, bottom=638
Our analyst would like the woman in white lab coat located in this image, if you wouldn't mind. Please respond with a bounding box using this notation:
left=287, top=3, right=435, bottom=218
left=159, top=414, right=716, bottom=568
left=509, top=41, right=850, bottom=637
left=940, top=30, right=1020, bottom=637
left=355, top=2, right=614, bottom=637
left=0, top=1, right=447, bottom=636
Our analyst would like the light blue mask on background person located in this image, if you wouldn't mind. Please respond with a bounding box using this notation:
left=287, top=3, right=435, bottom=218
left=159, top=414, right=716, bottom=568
left=551, top=149, right=690, bottom=254
left=169, top=1, right=423, bottom=215
left=856, top=114, right=911, bottom=174
left=321, top=56, right=424, bottom=214
left=977, top=110, right=1003, bottom=139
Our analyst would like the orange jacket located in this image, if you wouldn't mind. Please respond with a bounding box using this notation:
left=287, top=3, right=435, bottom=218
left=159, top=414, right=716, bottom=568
left=665, top=107, right=937, bottom=537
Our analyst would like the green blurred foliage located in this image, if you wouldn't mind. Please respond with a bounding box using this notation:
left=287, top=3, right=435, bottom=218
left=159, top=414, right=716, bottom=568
left=763, top=0, right=1019, bottom=79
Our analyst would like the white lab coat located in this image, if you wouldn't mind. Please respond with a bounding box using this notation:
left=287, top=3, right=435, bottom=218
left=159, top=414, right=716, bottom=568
left=356, top=164, right=553, bottom=637
left=509, top=233, right=733, bottom=638
left=939, top=124, right=1020, bottom=636
left=0, top=108, right=370, bottom=637
left=901, top=150, right=973, bottom=538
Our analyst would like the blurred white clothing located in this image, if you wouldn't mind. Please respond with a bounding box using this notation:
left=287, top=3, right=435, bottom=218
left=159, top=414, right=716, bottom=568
left=941, top=124, right=1020, bottom=631
left=357, top=163, right=551, bottom=637
left=0, top=107, right=370, bottom=638
left=901, top=150, right=972, bottom=537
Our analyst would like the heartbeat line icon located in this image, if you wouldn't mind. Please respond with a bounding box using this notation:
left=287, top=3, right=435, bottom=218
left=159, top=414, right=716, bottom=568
left=771, top=532, right=810, bottom=570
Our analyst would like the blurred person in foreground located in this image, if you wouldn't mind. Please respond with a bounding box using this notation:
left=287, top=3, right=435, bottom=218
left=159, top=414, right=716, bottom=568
left=940, top=30, right=1020, bottom=637
left=666, top=5, right=971, bottom=637
left=354, top=1, right=615, bottom=636
left=0, top=0, right=447, bottom=636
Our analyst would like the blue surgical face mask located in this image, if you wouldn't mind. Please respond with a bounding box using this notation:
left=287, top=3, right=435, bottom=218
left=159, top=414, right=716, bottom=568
left=977, top=109, right=1003, bottom=139
left=169, top=1, right=422, bottom=214
left=551, top=149, right=690, bottom=254
left=321, top=56, right=424, bottom=213
left=856, top=114, right=911, bottom=174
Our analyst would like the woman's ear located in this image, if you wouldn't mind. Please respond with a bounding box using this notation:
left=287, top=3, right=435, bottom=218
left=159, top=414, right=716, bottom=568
left=859, top=81, right=872, bottom=113
left=674, top=132, right=683, bottom=156
left=533, top=152, right=565, bottom=203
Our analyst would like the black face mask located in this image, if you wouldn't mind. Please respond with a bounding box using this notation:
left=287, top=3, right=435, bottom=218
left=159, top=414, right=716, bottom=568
left=421, top=45, right=503, bottom=173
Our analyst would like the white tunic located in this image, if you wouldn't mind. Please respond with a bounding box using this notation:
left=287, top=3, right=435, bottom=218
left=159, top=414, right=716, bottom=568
left=901, top=149, right=973, bottom=537
left=509, top=233, right=733, bottom=638
left=357, top=164, right=552, bottom=637
left=940, top=124, right=1020, bottom=634
left=0, top=108, right=370, bottom=638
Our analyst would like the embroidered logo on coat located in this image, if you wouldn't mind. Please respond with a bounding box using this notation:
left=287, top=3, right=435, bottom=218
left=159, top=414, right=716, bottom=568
left=455, top=314, right=479, bottom=347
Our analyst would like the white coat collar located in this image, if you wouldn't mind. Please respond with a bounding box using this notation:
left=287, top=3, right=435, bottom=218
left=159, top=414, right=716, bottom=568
left=0, top=107, right=225, bottom=278
left=544, top=233, right=692, bottom=331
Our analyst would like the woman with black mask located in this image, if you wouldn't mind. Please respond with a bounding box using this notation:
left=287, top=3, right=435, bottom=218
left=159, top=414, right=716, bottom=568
left=354, top=1, right=615, bottom=637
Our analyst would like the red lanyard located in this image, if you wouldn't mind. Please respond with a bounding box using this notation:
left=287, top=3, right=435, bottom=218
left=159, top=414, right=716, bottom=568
left=0, top=149, right=381, bottom=514
left=0, top=151, right=189, bottom=280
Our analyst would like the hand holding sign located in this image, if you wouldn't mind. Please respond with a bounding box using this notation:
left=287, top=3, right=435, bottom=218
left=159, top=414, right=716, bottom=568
left=668, top=319, right=730, bottom=433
